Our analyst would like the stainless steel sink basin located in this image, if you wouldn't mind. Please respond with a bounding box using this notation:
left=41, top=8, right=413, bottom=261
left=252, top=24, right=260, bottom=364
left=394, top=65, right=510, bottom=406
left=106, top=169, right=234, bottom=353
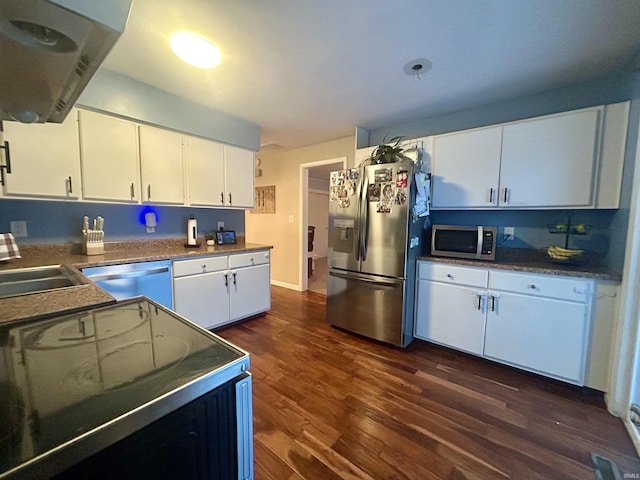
left=0, top=265, right=89, bottom=299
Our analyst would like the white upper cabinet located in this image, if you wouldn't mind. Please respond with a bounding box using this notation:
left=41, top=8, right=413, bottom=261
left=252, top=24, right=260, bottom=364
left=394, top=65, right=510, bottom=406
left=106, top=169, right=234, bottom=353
left=223, top=145, right=254, bottom=208
left=188, top=136, right=225, bottom=207
left=187, top=138, right=255, bottom=208
left=1, top=110, right=81, bottom=199
left=430, top=103, right=628, bottom=210
left=139, top=125, right=185, bottom=205
left=431, top=126, right=502, bottom=208
left=499, top=107, right=600, bottom=208
left=79, top=110, right=140, bottom=202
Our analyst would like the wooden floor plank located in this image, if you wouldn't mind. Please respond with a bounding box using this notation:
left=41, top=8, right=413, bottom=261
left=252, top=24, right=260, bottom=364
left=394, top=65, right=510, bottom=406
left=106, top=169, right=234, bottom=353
left=217, top=286, right=640, bottom=479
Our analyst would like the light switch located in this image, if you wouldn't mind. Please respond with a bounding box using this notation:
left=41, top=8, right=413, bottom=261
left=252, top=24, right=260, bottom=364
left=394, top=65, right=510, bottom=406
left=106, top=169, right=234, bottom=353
left=288, top=215, right=294, bottom=223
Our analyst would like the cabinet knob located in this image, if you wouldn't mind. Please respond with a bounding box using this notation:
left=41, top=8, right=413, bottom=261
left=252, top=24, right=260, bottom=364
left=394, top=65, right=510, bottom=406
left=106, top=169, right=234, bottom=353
left=250, top=258, right=254, bottom=262
left=447, top=274, right=453, bottom=279
left=529, top=284, right=536, bottom=289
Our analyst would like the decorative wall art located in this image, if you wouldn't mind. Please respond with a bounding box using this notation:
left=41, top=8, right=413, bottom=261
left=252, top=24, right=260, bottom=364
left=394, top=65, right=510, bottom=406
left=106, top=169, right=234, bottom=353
left=251, top=185, right=276, bottom=214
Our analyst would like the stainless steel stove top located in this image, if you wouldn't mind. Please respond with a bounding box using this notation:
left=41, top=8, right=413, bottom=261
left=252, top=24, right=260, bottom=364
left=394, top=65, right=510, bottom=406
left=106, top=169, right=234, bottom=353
left=0, top=297, right=249, bottom=480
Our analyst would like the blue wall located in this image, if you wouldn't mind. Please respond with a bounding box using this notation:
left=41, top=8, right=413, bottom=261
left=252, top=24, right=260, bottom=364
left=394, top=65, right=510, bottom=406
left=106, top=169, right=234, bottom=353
left=368, top=72, right=638, bottom=144
left=0, top=198, right=245, bottom=244
left=430, top=209, right=616, bottom=254
left=79, top=69, right=261, bottom=151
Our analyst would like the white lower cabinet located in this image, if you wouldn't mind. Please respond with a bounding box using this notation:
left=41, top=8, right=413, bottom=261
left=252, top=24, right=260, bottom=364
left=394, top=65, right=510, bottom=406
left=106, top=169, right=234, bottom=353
left=483, top=290, right=588, bottom=383
left=415, top=264, right=487, bottom=355
left=415, top=261, right=593, bottom=385
left=173, top=251, right=270, bottom=330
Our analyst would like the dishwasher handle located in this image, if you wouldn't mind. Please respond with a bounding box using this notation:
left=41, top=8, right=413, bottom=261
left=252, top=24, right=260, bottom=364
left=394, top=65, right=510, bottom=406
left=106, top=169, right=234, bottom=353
left=85, top=266, right=170, bottom=282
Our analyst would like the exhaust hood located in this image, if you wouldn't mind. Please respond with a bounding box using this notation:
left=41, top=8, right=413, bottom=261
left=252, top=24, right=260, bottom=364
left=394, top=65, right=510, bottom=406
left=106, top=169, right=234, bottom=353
left=0, top=0, right=132, bottom=123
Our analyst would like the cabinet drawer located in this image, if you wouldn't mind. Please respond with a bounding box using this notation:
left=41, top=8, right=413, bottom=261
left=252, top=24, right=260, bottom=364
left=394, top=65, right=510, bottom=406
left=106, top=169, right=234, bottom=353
left=489, top=270, right=591, bottom=302
left=173, top=256, right=228, bottom=277
left=417, top=261, right=488, bottom=288
left=229, top=251, right=270, bottom=269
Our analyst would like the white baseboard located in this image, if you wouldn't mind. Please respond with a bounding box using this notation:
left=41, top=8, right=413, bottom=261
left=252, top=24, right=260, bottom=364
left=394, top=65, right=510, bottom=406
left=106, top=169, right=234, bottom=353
left=624, top=418, right=640, bottom=458
left=270, top=279, right=302, bottom=291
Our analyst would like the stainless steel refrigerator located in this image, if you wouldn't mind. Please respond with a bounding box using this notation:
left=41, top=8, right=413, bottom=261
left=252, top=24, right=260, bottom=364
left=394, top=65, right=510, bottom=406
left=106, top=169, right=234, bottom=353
left=326, top=157, right=424, bottom=347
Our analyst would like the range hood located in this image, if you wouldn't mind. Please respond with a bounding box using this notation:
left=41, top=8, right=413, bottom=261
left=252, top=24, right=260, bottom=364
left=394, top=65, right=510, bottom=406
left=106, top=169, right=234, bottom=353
left=0, top=0, right=132, bottom=123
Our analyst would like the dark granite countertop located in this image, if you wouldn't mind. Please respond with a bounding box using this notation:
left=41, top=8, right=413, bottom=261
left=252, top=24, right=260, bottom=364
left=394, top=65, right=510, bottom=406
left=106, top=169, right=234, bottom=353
left=417, top=247, right=622, bottom=282
left=0, top=238, right=273, bottom=324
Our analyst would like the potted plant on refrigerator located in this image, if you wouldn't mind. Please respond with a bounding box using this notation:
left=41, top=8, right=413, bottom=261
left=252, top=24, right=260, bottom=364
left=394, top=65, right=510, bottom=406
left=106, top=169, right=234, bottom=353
left=369, top=136, right=411, bottom=164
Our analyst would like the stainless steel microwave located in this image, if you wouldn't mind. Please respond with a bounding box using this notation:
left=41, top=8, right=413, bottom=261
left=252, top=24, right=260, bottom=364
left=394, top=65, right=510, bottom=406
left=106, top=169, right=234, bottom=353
left=431, top=225, right=497, bottom=260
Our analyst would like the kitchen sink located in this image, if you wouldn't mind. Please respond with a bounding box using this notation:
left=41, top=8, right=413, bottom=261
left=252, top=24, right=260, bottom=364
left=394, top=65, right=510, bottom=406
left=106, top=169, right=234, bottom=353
left=0, top=265, right=89, bottom=299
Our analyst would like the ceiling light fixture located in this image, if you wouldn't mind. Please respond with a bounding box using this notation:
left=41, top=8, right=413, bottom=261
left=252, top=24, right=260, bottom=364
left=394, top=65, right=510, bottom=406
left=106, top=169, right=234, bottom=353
left=170, top=31, right=221, bottom=68
left=403, top=58, right=432, bottom=80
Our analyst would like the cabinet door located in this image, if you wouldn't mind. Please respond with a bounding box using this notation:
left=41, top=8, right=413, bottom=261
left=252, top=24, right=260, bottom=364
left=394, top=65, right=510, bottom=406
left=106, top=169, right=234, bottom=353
left=1, top=111, right=80, bottom=198
left=484, top=291, right=588, bottom=383
left=414, top=279, right=486, bottom=355
left=499, top=108, right=600, bottom=208
left=229, top=264, right=270, bottom=321
left=224, top=145, right=254, bottom=208
left=188, top=136, right=225, bottom=206
left=139, top=125, right=185, bottom=204
left=431, top=126, right=502, bottom=208
left=79, top=110, right=140, bottom=202
left=173, top=271, right=230, bottom=329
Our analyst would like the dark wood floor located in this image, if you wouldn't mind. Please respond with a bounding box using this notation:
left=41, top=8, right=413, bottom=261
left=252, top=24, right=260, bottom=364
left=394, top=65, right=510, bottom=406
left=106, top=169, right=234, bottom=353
left=217, top=286, right=640, bottom=480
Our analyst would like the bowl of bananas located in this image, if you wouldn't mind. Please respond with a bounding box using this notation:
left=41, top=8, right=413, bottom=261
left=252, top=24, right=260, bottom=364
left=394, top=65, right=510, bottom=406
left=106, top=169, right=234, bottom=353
left=546, top=245, right=592, bottom=265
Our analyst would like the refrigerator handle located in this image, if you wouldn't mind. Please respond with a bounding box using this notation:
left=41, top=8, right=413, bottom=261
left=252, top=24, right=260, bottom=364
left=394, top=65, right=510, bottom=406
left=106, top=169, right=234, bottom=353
left=361, top=173, right=370, bottom=261
left=354, top=168, right=363, bottom=261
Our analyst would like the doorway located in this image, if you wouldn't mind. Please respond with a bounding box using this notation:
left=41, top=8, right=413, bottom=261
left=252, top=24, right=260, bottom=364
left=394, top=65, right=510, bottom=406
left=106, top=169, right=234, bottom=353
left=299, top=157, right=346, bottom=293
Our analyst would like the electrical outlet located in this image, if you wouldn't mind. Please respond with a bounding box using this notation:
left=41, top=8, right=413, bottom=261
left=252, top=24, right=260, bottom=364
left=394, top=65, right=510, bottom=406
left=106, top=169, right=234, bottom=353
left=217, top=221, right=224, bottom=231
left=504, top=226, right=515, bottom=241
left=10, top=220, right=28, bottom=238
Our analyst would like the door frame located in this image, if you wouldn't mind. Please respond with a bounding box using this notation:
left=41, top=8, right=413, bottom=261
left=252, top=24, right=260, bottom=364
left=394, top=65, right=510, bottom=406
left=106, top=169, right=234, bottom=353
left=608, top=114, right=640, bottom=455
left=298, top=157, right=347, bottom=291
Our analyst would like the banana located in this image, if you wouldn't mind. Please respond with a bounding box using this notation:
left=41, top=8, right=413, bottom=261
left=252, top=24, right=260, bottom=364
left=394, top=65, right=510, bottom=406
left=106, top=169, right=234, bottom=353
left=547, top=245, right=584, bottom=260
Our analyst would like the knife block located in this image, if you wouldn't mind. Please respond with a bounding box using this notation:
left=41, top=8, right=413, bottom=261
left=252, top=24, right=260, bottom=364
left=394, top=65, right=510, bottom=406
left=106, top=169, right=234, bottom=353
left=82, top=230, right=104, bottom=255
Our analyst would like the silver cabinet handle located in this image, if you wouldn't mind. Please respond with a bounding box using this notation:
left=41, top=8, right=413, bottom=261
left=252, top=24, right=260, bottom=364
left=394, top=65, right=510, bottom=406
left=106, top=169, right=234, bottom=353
left=491, top=295, right=496, bottom=312
left=220, top=191, right=224, bottom=204
left=233, top=272, right=237, bottom=285
left=477, top=294, right=482, bottom=310
left=67, top=176, right=73, bottom=194
left=489, top=188, right=494, bottom=204
left=147, top=184, right=152, bottom=200
left=130, top=183, right=135, bottom=199
left=229, top=192, right=233, bottom=205
left=503, top=187, right=508, bottom=203
left=224, top=273, right=228, bottom=287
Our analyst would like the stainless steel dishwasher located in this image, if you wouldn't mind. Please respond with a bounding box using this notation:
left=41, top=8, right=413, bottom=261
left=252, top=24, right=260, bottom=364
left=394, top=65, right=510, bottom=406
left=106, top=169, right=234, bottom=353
left=82, top=260, right=173, bottom=309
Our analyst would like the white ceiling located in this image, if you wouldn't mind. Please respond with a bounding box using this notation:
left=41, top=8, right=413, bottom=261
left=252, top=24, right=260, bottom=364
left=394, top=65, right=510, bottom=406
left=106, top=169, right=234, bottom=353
left=102, top=0, right=640, bottom=150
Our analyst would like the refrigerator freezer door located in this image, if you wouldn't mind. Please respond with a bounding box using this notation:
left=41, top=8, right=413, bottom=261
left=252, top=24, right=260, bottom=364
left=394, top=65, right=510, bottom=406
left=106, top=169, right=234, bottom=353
left=327, top=268, right=408, bottom=347
left=359, top=160, right=413, bottom=278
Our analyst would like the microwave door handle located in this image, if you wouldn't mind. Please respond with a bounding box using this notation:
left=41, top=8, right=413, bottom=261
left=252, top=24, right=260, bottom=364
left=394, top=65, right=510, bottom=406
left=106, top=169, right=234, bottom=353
left=361, top=173, right=370, bottom=261
left=476, top=226, right=483, bottom=259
